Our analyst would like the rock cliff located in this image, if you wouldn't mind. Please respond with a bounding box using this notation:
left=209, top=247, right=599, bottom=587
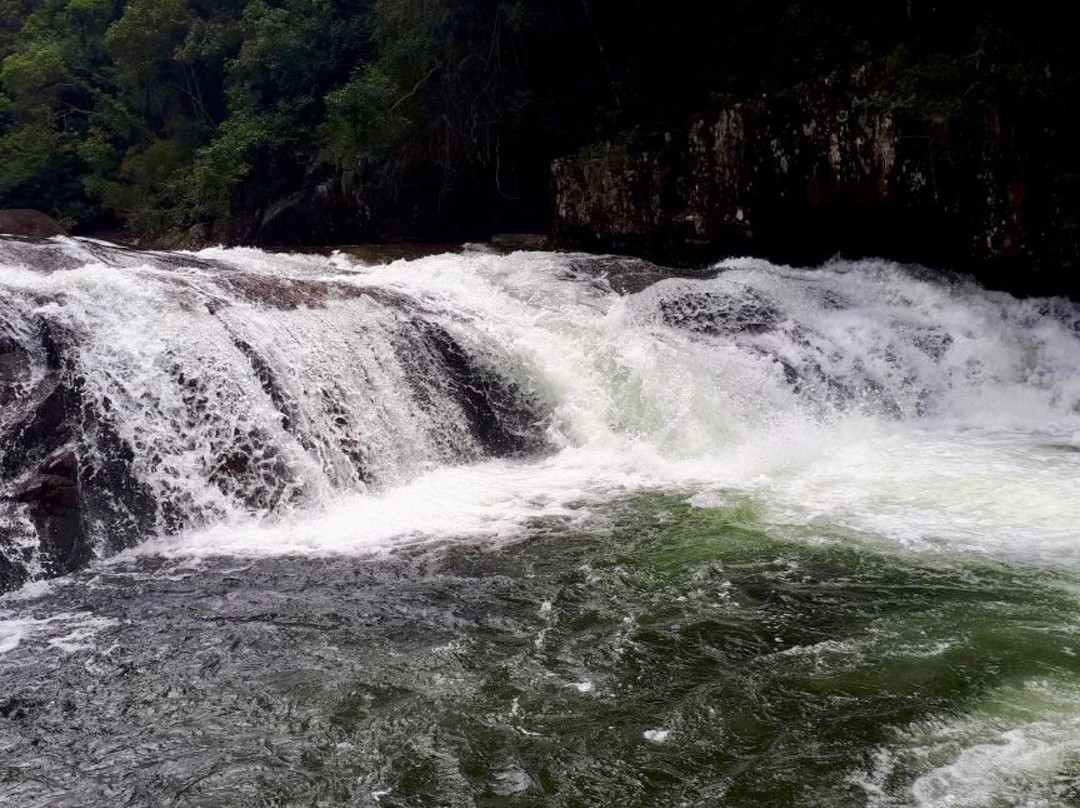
left=553, top=70, right=1077, bottom=296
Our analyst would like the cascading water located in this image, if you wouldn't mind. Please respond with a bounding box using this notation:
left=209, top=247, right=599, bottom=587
left=2, top=238, right=1080, bottom=807
left=0, top=239, right=550, bottom=583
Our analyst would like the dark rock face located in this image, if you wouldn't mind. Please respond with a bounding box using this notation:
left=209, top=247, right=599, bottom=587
left=0, top=320, right=158, bottom=591
left=0, top=326, right=86, bottom=589
left=12, top=448, right=91, bottom=578
left=413, top=321, right=548, bottom=459
left=490, top=233, right=555, bottom=252
left=0, top=210, right=67, bottom=238
left=552, top=70, right=1078, bottom=296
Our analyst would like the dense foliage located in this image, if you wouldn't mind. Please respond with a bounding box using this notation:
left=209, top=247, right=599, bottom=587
left=0, top=0, right=1076, bottom=241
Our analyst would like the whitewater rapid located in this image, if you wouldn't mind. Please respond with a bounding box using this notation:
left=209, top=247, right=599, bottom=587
left=2, top=239, right=1080, bottom=571
left=4, top=239, right=1080, bottom=808
left=155, top=247, right=1080, bottom=566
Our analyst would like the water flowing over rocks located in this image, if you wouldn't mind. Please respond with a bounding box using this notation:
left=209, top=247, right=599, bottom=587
left=3, top=239, right=1080, bottom=805
left=3, top=237, right=1080, bottom=592
left=0, top=238, right=551, bottom=591
left=552, top=70, right=1076, bottom=296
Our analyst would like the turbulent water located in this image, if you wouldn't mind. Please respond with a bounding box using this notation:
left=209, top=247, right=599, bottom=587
left=1, top=238, right=1079, bottom=806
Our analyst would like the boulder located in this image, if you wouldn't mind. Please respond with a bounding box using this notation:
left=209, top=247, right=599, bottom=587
left=179, top=222, right=213, bottom=251
left=0, top=210, right=66, bottom=238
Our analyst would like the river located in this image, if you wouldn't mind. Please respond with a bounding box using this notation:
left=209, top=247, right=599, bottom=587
left=1, top=239, right=1078, bottom=806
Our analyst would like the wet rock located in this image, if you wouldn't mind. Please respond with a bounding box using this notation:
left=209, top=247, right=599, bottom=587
left=0, top=551, right=23, bottom=592
left=0, top=315, right=158, bottom=592
left=561, top=254, right=712, bottom=295
left=180, top=222, right=214, bottom=251
left=0, top=233, right=222, bottom=274
left=212, top=271, right=404, bottom=311
left=490, top=233, right=554, bottom=252
left=0, top=336, right=89, bottom=586
left=339, top=243, right=465, bottom=264
left=413, top=321, right=549, bottom=458
left=658, top=287, right=779, bottom=336
left=0, top=210, right=66, bottom=238
left=13, top=447, right=92, bottom=578
left=2, top=372, right=72, bottom=478
left=0, top=336, right=32, bottom=409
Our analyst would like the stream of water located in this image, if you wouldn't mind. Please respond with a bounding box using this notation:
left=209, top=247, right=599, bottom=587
left=1, top=240, right=1079, bottom=806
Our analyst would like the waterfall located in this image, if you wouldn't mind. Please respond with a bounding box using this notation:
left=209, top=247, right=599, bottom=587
left=2, top=238, right=1080, bottom=588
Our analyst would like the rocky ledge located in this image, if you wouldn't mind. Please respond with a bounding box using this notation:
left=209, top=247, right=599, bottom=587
left=552, top=69, right=1077, bottom=297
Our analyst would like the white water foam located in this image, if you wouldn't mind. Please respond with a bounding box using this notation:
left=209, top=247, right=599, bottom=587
left=855, top=679, right=1080, bottom=807
left=3, top=241, right=1080, bottom=567
left=162, top=250, right=1080, bottom=566
left=0, top=611, right=119, bottom=656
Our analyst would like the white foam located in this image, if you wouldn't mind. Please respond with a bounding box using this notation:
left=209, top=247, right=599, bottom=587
left=5, top=243, right=1080, bottom=567
left=909, top=726, right=1076, bottom=807
left=0, top=612, right=119, bottom=656
left=47, top=618, right=120, bottom=654
left=0, top=578, right=59, bottom=604
left=857, top=679, right=1080, bottom=807
left=0, top=619, right=28, bottom=653
left=150, top=252, right=1080, bottom=564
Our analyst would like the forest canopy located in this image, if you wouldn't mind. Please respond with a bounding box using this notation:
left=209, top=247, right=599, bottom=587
left=0, top=0, right=1075, bottom=241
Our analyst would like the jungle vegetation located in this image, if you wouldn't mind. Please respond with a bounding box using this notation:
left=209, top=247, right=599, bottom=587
left=0, top=0, right=1075, bottom=241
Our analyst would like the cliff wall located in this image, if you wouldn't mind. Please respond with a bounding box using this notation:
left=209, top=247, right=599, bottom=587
left=553, top=70, right=1076, bottom=295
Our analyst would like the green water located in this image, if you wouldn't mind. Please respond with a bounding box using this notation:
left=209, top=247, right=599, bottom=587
left=2, top=492, right=1079, bottom=807
left=390, top=495, right=1080, bottom=807
left=265, top=495, right=1080, bottom=806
